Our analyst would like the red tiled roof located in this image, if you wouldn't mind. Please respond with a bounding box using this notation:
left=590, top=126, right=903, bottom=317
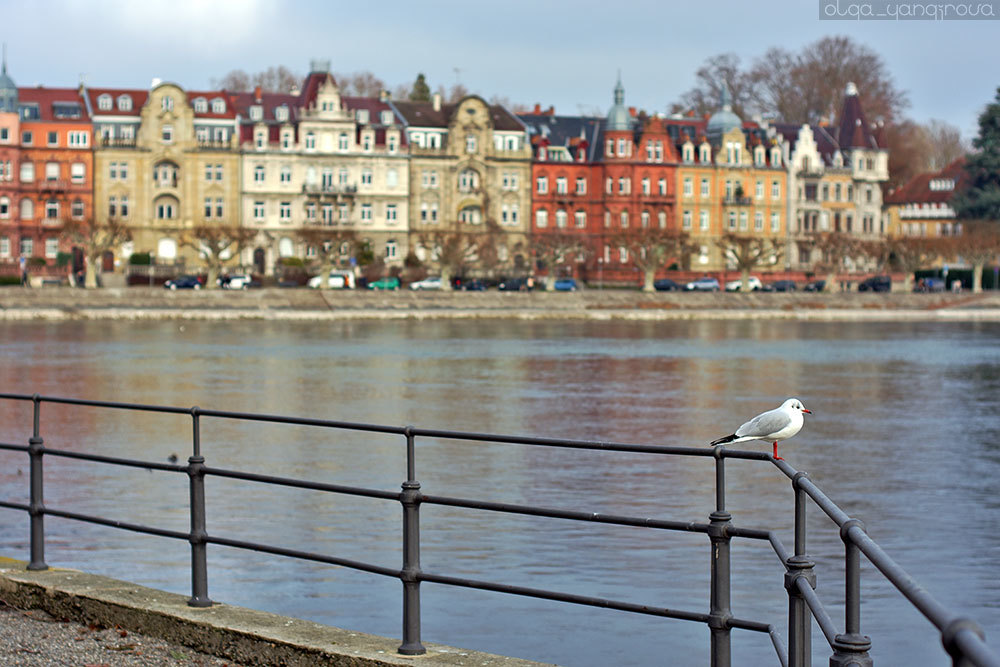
left=18, top=87, right=90, bottom=122
left=885, top=158, right=967, bottom=205
left=85, top=88, right=148, bottom=116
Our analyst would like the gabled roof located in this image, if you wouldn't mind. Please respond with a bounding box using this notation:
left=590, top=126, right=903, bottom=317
left=84, top=88, right=148, bottom=117
left=18, top=87, right=90, bottom=122
left=884, top=158, right=967, bottom=205
left=393, top=98, right=525, bottom=132
left=518, top=113, right=604, bottom=161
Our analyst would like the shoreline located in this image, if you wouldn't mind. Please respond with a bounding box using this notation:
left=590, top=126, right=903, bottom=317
left=2, top=287, right=1000, bottom=321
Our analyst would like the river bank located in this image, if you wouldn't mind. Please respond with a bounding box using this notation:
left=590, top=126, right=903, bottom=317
left=2, top=286, right=1000, bottom=321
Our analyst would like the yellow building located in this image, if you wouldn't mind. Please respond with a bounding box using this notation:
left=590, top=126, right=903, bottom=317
left=884, top=159, right=965, bottom=238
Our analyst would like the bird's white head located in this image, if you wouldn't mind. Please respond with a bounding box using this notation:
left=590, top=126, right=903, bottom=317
left=783, top=398, right=811, bottom=414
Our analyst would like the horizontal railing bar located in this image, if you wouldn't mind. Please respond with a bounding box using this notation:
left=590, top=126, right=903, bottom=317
left=193, top=408, right=408, bottom=436
left=43, top=447, right=186, bottom=473
left=420, top=493, right=711, bottom=533
left=0, top=500, right=29, bottom=512
left=728, top=617, right=774, bottom=633
left=796, top=574, right=840, bottom=646
left=0, top=443, right=28, bottom=453
left=419, top=570, right=711, bottom=624
left=205, top=534, right=400, bottom=578
left=203, top=467, right=401, bottom=501
left=43, top=507, right=190, bottom=541
left=846, top=524, right=955, bottom=629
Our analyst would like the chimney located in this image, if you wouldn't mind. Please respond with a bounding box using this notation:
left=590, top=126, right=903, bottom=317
left=629, top=106, right=637, bottom=117
left=432, top=92, right=441, bottom=112
left=254, top=85, right=262, bottom=103
left=547, top=106, right=554, bottom=115
left=533, top=103, right=541, bottom=114
left=379, top=89, right=390, bottom=102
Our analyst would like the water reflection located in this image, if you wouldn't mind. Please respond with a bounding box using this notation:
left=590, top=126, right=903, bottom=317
left=0, top=319, right=998, bottom=666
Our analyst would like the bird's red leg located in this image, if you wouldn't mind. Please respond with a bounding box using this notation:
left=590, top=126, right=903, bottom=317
left=773, top=442, right=783, bottom=461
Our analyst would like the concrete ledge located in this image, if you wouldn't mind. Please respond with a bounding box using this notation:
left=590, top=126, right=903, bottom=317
left=0, top=558, right=551, bottom=667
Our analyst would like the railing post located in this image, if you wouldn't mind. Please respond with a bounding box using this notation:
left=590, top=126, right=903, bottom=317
left=27, top=394, right=47, bottom=571
left=785, top=472, right=815, bottom=667
left=830, top=519, right=872, bottom=666
left=187, top=408, right=212, bottom=607
left=709, top=446, right=732, bottom=667
left=398, top=426, right=425, bottom=656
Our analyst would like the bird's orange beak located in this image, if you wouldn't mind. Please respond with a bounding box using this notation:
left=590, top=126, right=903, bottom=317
left=802, top=409, right=812, bottom=414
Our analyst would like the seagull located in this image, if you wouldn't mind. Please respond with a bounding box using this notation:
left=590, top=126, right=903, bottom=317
left=710, top=398, right=811, bottom=460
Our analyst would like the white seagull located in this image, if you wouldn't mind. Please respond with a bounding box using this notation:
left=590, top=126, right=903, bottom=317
left=710, top=398, right=811, bottom=461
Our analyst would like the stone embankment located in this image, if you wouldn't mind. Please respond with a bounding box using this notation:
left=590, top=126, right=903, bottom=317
left=2, top=286, right=1000, bottom=321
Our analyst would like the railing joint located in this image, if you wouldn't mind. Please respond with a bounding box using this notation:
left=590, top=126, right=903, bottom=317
left=941, top=617, right=985, bottom=659
left=840, top=518, right=865, bottom=543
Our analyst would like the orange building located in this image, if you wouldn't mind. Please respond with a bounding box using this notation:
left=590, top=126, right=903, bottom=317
left=11, top=85, right=93, bottom=276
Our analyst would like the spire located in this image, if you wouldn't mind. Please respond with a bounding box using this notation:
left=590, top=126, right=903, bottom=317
left=720, top=82, right=732, bottom=111
left=605, top=71, right=631, bottom=132
left=613, top=70, right=624, bottom=106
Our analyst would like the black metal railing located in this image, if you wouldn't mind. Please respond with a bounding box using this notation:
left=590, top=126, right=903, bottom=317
left=0, top=393, right=995, bottom=667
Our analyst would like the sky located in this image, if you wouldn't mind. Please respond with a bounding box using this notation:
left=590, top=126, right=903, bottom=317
left=2, top=0, right=998, bottom=138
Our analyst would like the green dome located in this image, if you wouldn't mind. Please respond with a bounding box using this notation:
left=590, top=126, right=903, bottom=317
left=706, top=83, right=741, bottom=140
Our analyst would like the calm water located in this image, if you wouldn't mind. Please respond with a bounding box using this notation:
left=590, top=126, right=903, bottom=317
left=0, top=318, right=998, bottom=666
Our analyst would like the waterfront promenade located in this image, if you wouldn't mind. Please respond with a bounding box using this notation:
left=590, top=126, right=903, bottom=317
left=2, top=286, right=999, bottom=321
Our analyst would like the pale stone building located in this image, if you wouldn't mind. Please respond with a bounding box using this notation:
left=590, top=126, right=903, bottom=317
left=233, top=61, right=408, bottom=276
left=83, top=81, right=241, bottom=269
left=390, top=94, right=532, bottom=276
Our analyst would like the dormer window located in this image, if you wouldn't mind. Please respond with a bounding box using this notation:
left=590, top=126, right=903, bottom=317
left=275, top=105, right=289, bottom=122
left=117, top=95, right=132, bottom=111
left=699, top=144, right=711, bottom=163
left=356, top=109, right=369, bottom=124
left=211, top=98, right=225, bottom=114
left=381, top=110, right=394, bottom=125
left=161, top=95, right=174, bottom=112
left=682, top=144, right=693, bottom=162
left=754, top=146, right=765, bottom=166
left=770, top=147, right=782, bottom=166
left=250, top=105, right=263, bottom=121
left=97, top=94, right=112, bottom=111
left=255, top=129, right=267, bottom=150
left=193, top=97, right=208, bottom=113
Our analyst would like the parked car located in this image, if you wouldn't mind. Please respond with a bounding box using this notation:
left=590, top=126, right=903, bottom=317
left=308, top=270, right=355, bottom=290
left=763, top=280, right=797, bottom=292
left=461, top=279, right=488, bottom=291
left=653, top=278, right=682, bottom=292
left=498, top=277, right=532, bottom=291
left=725, top=276, right=762, bottom=292
left=219, top=274, right=255, bottom=290
left=553, top=278, right=578, bottom=291
left=858, top=275, right=892, bottom=293
left=409, top=276, right=443, bottom=291
left=367, top=276, right=400, bottom=290
left=685, top=277, right=721, bottom=292
left=803, top=279, right=826, bottom=292
left=164, top=275, right=202, bottom=290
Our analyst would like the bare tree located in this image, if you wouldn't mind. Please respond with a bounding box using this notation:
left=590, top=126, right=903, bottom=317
left=336, top=71, right=387, bottom=97
left=672, top=53, right=756, bottom=119
left=416, top=221, right=502, bottom=291
left=297, top=227, right=359, bottom=289
left=945, top=222, right=1000, bottom=293
left=180, top=225, right=257, bottom=289
left=812, top=232, right=865, bottom=291
left=871, top=236, right=942, bottom=292
left=609, top=227, right=692, bottom=292
left=716, top=234, right=783, bottom=290
left=531, top=232, right=588, bottom=291
left=212, top=66, right=301, bottom=93
left=923, top=119, right=968, bottom=171
left=61, top=217, right=132, bottom=289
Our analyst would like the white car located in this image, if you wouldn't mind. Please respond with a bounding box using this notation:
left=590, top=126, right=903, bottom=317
left=307, top=270, right=356, bottom=289
left=725, top=276, right=762, bottom=292
left=219, top=274, right=253, bottom=290
left=409, top=276, right=443, bottom=291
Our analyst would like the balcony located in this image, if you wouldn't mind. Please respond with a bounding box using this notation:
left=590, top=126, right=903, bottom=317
left=723, top=195, right=753, bottom=206
left=101, top=137, right=137, bottom=149
left=302, top=183, right=358, bottom=197
left=197, top=139, right=234, bottom=151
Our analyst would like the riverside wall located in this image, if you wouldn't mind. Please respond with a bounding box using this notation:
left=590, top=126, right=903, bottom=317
left=2, top=286, right=1000, bottom=321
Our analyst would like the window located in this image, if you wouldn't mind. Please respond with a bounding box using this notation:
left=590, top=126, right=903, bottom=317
left=193, top=98, right=207, bottom=113
left=338, top=168, right=349, bottom=186
left=641, top=210, right=650, bottom=227
left=215, top=198, right=224, bottom=219
left=253, top=201, right=265, bottom=220
left=20, top=238, right=33, bottom=257
left=361, top=133, right=372, bottom=151
left=361, top=204, right=372, bottom=222
left=771, top=212, right=780, bottom=232
left=120, top=195, right=129, bottom=217
left=0, top=197, right=8, bottom=218
left=68, top=131, right=88, bottom=147
left=771, top=180, right=780, bottom=199
left=535, top=209, right=548, bottom=228
left=255, top=130, right=266, bottom=149
left=605, top=177, right=612, bottom=194
left=45, top=162, right=59, bottom=180
left=700, top=145, right=710, bottom=162
left=211, top=98, right=226, bottom=114
left=619, top=177, right=630, bottom=194
left=556, top=177, right=567, bottom=194
left=555, top=209, right=567, bottom=228
left=161, top=95, right=174, bottom=111
left=22, top=131, right=32, bottom=145
left=728, top=211, right=737, bottom=230
left=204, top=197, right=213, bottom=218
left=109, top=195, right=117, bottom=217
left=156, top=201, right=176, bottom=219
left=700, top=178, right=709, bottom=198
left=97, top=94, right=112, bottom=111
left=20, top=162, right=34, bottom=182
left=576, top=177, right=586, bottom=194
left=466, top=134, right=476, bottom=153
left=683, top=177, right=692, bottom=197
left=386, top=204, right=397, bottom=222
left=385, top=239, right=398, bottom=261
left=381, top=110, right=394, bottom=125
left=620, top=210, right=629, bottom=227
left=754, top=212, right=763, bottom=231
left=700, top=210, right=710, bottom=231
left=71, top=163, right=85, bottom=184
left=756, top=180, right=764, bottom=200
left=361, top=169, right=373, bottom=186
left=658, top=210, right=667, bottom=228
left=739, top=211, right=748, bottom=231
left=683, top=145, right=694, bottom=162
left=305, top=132, right=316, bottom=150
left=0, top=237, right=7, bottom=257
left=254, top=165, right=265, bottom=183
left=42, top=237, right=57, bottom=259
left=281, top=131, right=293, bottom=150
left=536, top=176, right=548, bottom=194
left=48, top=131, right=58, bottom=146
left=213, top=164, right=222, bottom=181
left=641, top=178, right=650, bottom=195
left=162, top=125, right=173, bottom=143
left=280, top=166, right=291, bottom=183
left=617, top=138, right=626, bottom=156
left=279, top=202, right=291, bottom=221
left=682, top=210, right=692, bottom=229
left=575, top=210, right=586, bottom=228
left=0, top=128, right=6, bottom=142
left=117, top=95, right=132, bottom=111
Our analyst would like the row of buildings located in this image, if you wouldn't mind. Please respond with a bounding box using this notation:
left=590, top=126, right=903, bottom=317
left=1, top=55, right=952, bottom=285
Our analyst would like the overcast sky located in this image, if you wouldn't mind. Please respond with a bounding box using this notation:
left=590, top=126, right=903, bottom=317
left=3, top=0, right=997, bottom=137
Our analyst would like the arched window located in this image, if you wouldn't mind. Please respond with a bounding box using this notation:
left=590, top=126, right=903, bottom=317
left=338, top=132, right=349, bottom=151
left=117, top=95, right=132, bottom=111
left=97, top=94, right=112, bottom=111
left=459, top=206, right=482, bottom=224
left=193, top=97, right=208, bottom=113
left=458, top=168, right=479, bottom=193
left=211, top=98, right=226, bottom=114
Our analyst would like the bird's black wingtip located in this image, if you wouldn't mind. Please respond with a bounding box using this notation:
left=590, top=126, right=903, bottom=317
left=710, top=434, right=737, bottom=446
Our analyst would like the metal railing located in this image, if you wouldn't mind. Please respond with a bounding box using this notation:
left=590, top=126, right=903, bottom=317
left=0, top=392, right=995, bottom=667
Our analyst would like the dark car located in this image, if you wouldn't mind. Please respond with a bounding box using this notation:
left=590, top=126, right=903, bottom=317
left=461, top=279, right=487, bottom=291
left=498, top=277, right=532, bottom=291
left=164, top=275, right=202, bottom=290
left=763, top=280, right=797, bottom=292
left=858, top=275, right=892, bottom=293
left=803, top=279, right=826, bottom=292
left=653, top=278, right=681, bottom=291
